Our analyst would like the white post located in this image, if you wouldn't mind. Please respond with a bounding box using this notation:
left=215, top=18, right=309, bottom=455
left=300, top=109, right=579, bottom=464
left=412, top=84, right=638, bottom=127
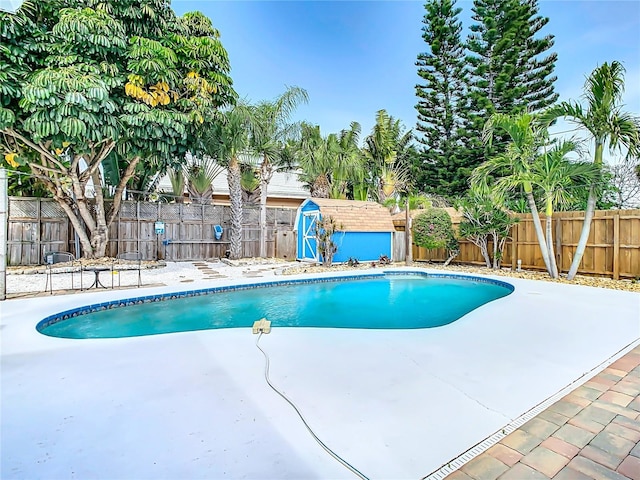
left=0, top=169, right=7, bottom=300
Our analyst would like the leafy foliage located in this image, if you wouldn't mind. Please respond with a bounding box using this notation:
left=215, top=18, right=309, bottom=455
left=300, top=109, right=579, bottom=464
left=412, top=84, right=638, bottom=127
left=0, top=0, right=235, bottom=258
left=457, top=185, right=518, bottom=268
left=414, top=0, right=469, bottom=197
left=413, top=208, right=456, bottom=250
left=315, top=215, right=342, bottom=267
left=363, top=110, right=413, bottom=202
left=539, top=61, right=640, bottom=279
left=200, top=107, right=251, bottom=260
left=245, top=86, right=308, bottom=256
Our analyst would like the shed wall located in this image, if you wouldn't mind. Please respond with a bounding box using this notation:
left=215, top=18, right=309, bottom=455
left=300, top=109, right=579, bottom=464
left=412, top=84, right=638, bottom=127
left=333, top=232, right=391, bottom=263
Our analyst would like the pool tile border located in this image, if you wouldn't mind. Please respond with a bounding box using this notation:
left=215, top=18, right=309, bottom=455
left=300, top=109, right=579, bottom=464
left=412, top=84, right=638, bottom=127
left=36, top=271, right=514, bottom=333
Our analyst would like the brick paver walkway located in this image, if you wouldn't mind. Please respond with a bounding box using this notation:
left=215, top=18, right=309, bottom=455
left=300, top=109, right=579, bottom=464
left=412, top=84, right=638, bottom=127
left=446, top=345, right=640, bottom=480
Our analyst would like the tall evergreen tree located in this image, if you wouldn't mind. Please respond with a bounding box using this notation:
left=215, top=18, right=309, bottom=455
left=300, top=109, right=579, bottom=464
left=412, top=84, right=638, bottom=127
left=414, top=0, right=469, bottom=197
left=464, top=0, right=558, bottom=175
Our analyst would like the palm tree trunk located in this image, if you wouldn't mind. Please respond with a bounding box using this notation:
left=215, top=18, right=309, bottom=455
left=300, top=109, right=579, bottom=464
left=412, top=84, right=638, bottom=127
left=259, top=156, right=273, bottom=258
left=311, top=174, right=330, bottom=198
left=567, top=188, right=596, bottom=280
left=567, top=141, right=603, bottom=280
left=526, top=190, right=554, bottom=276
left=227, top=156, right=243, bottom=260
left=545, top=202, right=559, bottom=278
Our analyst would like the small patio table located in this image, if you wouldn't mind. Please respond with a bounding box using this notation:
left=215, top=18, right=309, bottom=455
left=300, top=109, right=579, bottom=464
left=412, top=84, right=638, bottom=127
left=82, top=266, right=110, bottom=289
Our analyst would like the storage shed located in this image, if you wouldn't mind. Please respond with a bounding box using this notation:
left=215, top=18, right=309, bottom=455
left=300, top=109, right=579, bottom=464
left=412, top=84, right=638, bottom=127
left=295, top=198, right=395, bottom=263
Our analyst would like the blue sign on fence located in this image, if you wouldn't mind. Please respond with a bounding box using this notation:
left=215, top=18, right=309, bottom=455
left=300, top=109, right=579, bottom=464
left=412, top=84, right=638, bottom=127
left=154, top=221, right=165, bottom=235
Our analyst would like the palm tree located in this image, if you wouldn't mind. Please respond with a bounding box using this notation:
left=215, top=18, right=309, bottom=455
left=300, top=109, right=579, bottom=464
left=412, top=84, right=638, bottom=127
left=247, top=86, right=308, bottom=257
left=540, top=62, right=640, bottom=279
left=531, top=140, right=602, bottom=277
left=296, top=123, right=331, bottom=197
left=333, top=122, right=364, bottom=199
left=240, top=164, right=260, bottom=204
left=363, top=110, right=413, bottom=203
left=472, top=112, right=556, bottom=276
left=185, top=155, right=225, bottom=204
left=201, top=108, right=250, bottom=259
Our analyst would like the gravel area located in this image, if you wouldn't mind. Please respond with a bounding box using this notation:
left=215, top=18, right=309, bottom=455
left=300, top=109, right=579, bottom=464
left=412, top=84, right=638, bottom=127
left=5, top=259, right=291, bottom=298
left=280, top=261, right=640, bottom=292
left=5, top=258, right=638, bottom=297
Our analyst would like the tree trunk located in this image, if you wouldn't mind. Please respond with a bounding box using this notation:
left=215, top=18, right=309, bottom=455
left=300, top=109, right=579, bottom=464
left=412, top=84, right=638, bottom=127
left=545, top=202, right=559, bottom=278
left=480, top=240, right=491, bottom=268
left=526, top=190, right=554, bottom=276
left=311, top=174, right=330, bottom=198
left=54, top=195, right=94, bottom=257
left=567, top=188, right=596, bottom=280
left=90, top=170, right=109, bottom=258
left=259, top=156, right=273, bottom=258
left=405, top=200, right=412, bottom=265
left=227, top=155, right=243, bottom=260
left=497, top=237, right=507, bottom=268
left=470, top=235, right=491, bottom=267
left=567, top=141, right=603, bottom=280
left=443, top=248, right=458, bottom=266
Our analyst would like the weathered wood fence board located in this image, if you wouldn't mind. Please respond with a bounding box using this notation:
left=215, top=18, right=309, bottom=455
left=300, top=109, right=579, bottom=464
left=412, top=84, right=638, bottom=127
left=392, top=231, right=406, bottom=262
left=275, top=230, right=296, bottom=260
left=412, top=209, right=640, bottom=279
left=7, top=198, right=297, bottom=265
left=8, top=198, right=639, bottom=279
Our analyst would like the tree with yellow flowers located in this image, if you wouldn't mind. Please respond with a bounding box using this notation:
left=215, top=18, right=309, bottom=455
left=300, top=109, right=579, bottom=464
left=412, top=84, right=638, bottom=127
left=0, top=1, right=235, bottom=258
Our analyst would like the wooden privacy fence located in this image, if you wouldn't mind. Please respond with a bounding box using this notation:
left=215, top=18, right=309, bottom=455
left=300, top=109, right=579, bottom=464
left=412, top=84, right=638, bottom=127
left=410, top=209, right=640, bottom=280
left=8, top=198, right=640, bottom=279
left=7, top=197, right=298, bottom=265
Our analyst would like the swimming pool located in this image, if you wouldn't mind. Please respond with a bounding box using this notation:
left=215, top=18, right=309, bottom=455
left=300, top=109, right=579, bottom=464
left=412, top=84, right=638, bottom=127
left=37, top=272, right=514, bottom=339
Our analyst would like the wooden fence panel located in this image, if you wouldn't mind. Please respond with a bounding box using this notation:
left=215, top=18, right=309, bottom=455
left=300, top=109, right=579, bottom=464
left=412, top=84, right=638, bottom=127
left=410, top=208, right=640, bottom=279
left=620, top=213, right=640, bottom=278
left=392, top=231, right=405, bottom=262
left=7, top=198, right=639, bottom=279
left=7, top=198, right=298, bottom=265
left=275, top=230, right=296, bottom=259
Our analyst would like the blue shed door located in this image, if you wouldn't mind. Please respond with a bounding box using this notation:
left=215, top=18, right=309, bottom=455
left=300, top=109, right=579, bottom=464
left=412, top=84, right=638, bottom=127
left=301, top=211, right=319, bottom=261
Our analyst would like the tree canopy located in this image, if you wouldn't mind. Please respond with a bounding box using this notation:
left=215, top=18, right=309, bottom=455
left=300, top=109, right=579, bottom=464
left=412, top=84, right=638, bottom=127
left=1, top=0, right=235, bottom=258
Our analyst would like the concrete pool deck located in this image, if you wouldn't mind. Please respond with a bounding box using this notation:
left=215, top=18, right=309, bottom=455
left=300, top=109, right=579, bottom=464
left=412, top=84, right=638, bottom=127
left=1, top=265, right=639, bottom=479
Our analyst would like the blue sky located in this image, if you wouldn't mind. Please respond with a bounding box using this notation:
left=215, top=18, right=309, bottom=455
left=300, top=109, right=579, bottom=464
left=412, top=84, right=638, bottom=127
left=173, top=0, right=640, bottom=147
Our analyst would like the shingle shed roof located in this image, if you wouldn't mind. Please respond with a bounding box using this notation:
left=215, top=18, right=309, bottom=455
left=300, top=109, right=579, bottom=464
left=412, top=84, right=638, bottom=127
left=307, top=198, right=395, bottom=232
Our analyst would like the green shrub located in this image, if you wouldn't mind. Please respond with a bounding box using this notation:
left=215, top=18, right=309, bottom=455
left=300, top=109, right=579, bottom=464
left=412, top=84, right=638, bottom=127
left=413, top=208, right=454, bottom=250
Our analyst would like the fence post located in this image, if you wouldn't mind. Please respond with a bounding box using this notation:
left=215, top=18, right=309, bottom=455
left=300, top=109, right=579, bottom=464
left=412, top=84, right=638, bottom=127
left=36, top=197, right=41, bottom=264
left=613, top=211, right=620, bottom=280
left=510, top=222, right=518, bottom=271
left=0, top=169, right=7, bottom=300
left=405, top=202, right=412, bottom=265
left=555, top=216, right=563, bottom=274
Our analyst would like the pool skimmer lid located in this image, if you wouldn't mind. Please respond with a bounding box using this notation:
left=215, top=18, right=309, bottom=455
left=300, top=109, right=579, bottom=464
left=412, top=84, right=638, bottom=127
left=252, top=318, right=271, bottom=334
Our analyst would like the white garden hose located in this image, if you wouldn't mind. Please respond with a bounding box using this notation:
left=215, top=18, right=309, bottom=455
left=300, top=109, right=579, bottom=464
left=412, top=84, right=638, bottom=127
left=255, top=332, right=370, bottom=480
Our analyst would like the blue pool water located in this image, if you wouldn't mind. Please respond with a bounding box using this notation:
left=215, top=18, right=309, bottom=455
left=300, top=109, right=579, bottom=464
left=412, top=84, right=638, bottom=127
left=38, top=273, right=513, bottom=339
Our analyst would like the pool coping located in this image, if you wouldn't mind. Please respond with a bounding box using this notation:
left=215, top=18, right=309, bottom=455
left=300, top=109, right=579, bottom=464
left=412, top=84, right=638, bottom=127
left=36, top=270, right=515, bottom=333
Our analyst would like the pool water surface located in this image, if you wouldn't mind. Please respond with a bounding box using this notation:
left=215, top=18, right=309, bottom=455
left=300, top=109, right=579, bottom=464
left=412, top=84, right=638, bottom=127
left=38, top=273, right=513, bottom=339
